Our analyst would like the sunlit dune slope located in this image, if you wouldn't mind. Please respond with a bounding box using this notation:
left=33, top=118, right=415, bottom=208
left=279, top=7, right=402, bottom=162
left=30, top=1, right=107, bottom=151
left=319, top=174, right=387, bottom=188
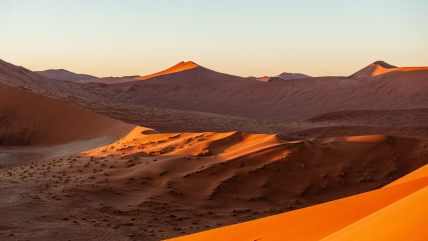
left=137, top=61, right=199, bottom=80
left=2, top=123, right=428, bottom=240
left=166, top=155, right=428, bottom=241
left=80, top=127, right=428, bottom=239
left=351, top=60, right=428, bottom=78
left=0, top=82, right=133, bottom=145
left=321, top=185, right=428, bottom=241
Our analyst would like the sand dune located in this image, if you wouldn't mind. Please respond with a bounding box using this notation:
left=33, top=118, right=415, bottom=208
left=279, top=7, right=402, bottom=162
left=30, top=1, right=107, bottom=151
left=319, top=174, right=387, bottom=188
left=0, top=58, right=428, bottom=240
left=0, top=82, right=133, bottom=145
left=80, top=129, right=427, bottom=239
left=166, top=160, right=428, bottom=241
left=137, top=61, right=199, bottom=80
left=307, top=108, right=428, bottom=125
left=350, top=61, right=397, bottom=78
left=2, top=124, right=428, bottom=240
left=2, top=58, right=428, bottom=135
left=351, top=60, right=428, bottom=78
left=102, top=60, right=428, bottom=123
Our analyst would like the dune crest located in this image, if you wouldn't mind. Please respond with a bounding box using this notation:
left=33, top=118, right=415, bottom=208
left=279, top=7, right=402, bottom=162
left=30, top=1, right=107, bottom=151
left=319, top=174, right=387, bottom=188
left=351, top=60, right=428, bottom=78
left=344, top=135, right=386, bottom=142
left=137, top=61, right=199, bottom=80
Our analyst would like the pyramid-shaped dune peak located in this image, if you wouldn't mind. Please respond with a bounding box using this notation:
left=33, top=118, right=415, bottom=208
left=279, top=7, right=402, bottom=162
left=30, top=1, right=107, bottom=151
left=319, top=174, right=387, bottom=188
left=372, top=60, right=397, bottom=69
left=137, top=61, right=200, bottom=80
left=173, top=61, right=200, bottom=69
left=350, top=60, right=397, bottom=78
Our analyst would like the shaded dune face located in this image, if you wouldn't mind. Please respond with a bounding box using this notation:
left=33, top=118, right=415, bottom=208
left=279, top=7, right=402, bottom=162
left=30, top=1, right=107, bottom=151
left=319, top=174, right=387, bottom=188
left=0, top=82, right=133, bottom=146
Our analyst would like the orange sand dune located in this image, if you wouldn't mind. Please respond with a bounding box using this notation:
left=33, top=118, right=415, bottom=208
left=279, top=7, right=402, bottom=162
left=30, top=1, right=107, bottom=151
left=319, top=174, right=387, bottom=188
left=84, top=126, right=282, bottom=159
left=137, top=61, right=199, bottom=80
left=166, top=159, right=428, bottom=241
left=3, top=58, right=428, bottom=134
left=344, top=135, right=386, bottom=142
left=1, top=59, right=428, bottom=241
left=1, top=121, right=428, bottom=240
left=103, top=60, right=428, bottom=125
left=351, top=60, right=428, bottom=78
left=79, top=127, right=428, bottom=240
left=321, top=185, right=428, bottom=241
left=369, top=66, right=428, bottom=78
left=0, top=82, right=133, bottom=145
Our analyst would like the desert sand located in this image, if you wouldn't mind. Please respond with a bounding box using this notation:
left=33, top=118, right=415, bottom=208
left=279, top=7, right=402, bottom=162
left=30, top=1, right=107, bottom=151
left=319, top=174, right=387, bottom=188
left=0, top=58, right=428, bottom=241
left=93, top=60, right=428, bottom=125
left=1, top=124, right=428, bottom=240
left=2, top=59, right=428, bottom=136
left=137, top=61, right=199, bottom=80
left=0, top=82, right=133, bottom=146
left=167, top=159, right=428, bottom=241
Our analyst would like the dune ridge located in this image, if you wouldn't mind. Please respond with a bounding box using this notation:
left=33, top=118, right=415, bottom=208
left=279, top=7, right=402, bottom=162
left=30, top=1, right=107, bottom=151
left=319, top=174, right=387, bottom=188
left=137, top=61, right=199, bottom=80
left=351, top=60, right=428, bottom=78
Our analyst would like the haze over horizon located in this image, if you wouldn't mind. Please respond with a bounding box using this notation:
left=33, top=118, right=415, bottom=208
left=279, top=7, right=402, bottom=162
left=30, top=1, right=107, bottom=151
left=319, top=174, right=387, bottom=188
left=1, top=0, right=427, bottom=77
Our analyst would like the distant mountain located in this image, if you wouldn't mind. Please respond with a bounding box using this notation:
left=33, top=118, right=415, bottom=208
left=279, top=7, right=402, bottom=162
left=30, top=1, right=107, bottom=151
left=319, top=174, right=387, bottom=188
left=79, top=75, right=139, bottom=84
left=278, top=72, right=311, bottom=80
left=36, top=69, right=98, bottom=82
left=254, top=72, right=311, bottom=82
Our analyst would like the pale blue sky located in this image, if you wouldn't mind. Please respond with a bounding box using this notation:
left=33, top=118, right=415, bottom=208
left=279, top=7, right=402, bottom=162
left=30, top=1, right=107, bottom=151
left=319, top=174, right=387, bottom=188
left=1, top=0, right=427, bottom=77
